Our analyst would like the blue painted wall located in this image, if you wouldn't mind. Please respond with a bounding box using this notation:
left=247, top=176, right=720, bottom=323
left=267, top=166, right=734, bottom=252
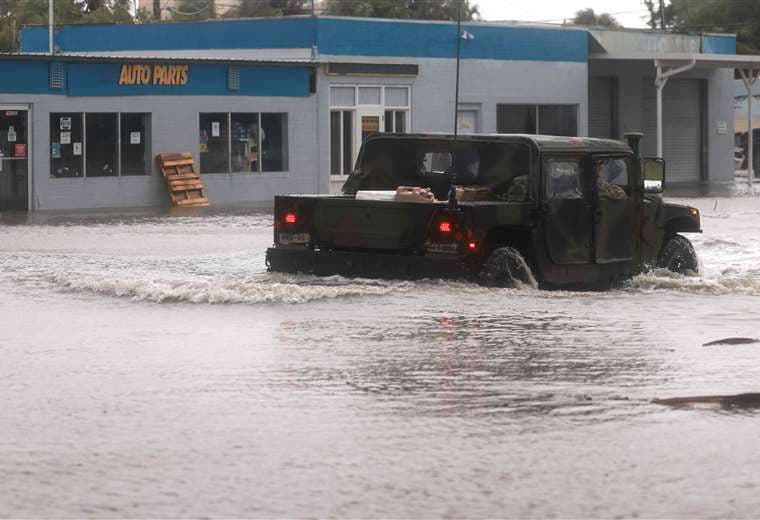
left=22, top=17, right=587, bottom=63
left=316, top=18, right=587, bottom=62
left=0, top=60, right=57, bottom=94
left=21, top=17, right=314, bottom=53
left=0, top=58, right=310, bottom=97
left=703, top=34, right=737, bottom=55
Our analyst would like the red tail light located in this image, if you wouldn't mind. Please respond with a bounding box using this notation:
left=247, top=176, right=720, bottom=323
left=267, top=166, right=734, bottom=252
left=439, top=221, right=452, bottom=233
left=468, top=241, right=478, bottom=250
left=284, top=212, right=297, bottom=225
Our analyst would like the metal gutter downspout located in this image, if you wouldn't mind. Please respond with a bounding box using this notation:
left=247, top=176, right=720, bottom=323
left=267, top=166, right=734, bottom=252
left=739, top=68, right=760, bottom=189
left=654, top=57, right=696, bottom=158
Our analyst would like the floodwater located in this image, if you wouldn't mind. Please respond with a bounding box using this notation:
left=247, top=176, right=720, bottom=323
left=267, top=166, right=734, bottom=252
left=1, top=196, right=759, bottom=518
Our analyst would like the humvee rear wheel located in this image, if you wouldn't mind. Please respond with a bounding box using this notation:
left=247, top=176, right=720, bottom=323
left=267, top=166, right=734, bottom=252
left=657, top=234, right=698, bottom=275
left=478, top=247, right=533, bottom=288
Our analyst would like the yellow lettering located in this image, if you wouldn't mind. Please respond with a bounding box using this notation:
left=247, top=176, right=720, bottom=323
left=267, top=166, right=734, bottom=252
left=119, top=64, right=132, bottom=85
left=152, top=65, right=162, bottom=85
left=179, top=65, right=188, bottom=85
left=167, top=66, right=178, bottom=85
left=139, top=65, right=151, bottom=85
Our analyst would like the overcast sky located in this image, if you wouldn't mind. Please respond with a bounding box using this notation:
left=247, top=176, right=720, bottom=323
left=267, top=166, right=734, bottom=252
left=475, top=0, right=651, bottom=28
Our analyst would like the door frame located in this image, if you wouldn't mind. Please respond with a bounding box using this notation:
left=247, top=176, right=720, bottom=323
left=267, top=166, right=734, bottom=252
left=0, top=104, right=32, bottom=211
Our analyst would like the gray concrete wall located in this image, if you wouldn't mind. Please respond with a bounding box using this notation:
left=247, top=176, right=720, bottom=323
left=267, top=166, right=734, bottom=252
left=589, top=60, right=735, bottom=187
left=0, top=93, right=318, bottom=211
left=319, top=56, right=589, bottom=193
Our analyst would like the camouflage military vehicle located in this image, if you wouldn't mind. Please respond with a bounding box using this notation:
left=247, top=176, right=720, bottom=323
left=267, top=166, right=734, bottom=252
left=266, top=133, right=701, bottom=289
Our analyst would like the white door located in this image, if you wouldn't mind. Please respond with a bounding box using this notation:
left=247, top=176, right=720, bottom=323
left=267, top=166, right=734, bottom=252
left=354, top=108, right=385, bottom=165
left=0, top=105, right=31, bottom=211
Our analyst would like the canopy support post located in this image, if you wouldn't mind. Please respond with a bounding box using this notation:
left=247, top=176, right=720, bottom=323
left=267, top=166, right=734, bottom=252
left=739, top=68, right=760, bottom=188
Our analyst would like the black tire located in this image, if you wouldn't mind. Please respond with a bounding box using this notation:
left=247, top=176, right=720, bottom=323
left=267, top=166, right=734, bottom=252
left=478, top=246, right=534, bottom=288
left=657, top=234, right=698, bottom=275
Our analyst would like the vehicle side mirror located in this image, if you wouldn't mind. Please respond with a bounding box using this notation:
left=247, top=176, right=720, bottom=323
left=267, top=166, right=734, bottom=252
left=642, top=158, right=665, bottom=193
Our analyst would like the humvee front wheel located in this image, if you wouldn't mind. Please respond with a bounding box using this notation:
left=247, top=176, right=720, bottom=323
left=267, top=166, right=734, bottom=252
left=478, top=247, right=534, bottom=288
left=657, top=234, right=698, bottom=275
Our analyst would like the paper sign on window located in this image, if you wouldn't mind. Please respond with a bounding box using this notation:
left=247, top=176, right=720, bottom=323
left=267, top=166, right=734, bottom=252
left=51, top=143, right=61, bottom=158
left=60, top=132, right=71, bottom=145
left=7, top=126, right=16, bottom=142
left=130, top=132, right=141, bottom=145
left=60, top=117, right=71, bottom=131
left=212, top=122, right=220, bottom=137
left=14, top=144, right=26, bottom=158
left=73, top=143, right=82, bottom=156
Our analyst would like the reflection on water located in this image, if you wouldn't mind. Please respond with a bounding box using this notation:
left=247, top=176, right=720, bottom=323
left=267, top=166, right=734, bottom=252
left=1, top=198, right=760, bottom=518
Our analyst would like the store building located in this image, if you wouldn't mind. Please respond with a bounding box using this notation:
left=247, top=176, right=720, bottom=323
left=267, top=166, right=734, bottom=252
left=0, top=16, right=745, bottom=211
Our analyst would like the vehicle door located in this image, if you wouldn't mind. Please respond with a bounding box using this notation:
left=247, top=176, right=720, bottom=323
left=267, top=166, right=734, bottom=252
left=593, top=156, right=634, bottom=263
left=541, top=155, right=593, bottom=264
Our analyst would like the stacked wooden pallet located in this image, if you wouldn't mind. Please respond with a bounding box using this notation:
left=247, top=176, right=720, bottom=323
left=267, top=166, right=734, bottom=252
left=157, top=152, right=209, bottom=207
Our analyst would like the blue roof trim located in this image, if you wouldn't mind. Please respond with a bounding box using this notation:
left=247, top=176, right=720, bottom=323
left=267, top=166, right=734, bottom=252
left=21, top=18, right=314, bottom=53
left=703, top=34, right=737, bottom=55
left=317, top=18, right=588, bottom=62
left=21, top=17, right=588, bottom=62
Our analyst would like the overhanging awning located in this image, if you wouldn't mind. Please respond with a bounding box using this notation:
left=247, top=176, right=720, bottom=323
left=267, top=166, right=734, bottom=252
left=592, top=52, right=760, bottom=180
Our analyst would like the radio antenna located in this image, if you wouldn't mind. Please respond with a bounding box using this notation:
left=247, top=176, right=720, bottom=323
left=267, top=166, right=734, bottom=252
left=453, top=0, right=462, bottom=140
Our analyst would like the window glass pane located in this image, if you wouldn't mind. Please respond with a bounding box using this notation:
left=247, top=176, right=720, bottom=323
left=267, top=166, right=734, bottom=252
left=384, top=110, right=393, bottom=133
left=497, top=105, right=536, bottom=134
left=199, top=113, right=229, bottom=173
left=120, top=113, right=151, bottom=176
left=330, top=86, right=355, bottom=107
left=545, top=158, right=583, bottom=199
left=596, top=158, right=629, bottom=199
left=50, top=113, right=83, bottom=178
left=261, top=113, right=288, bottom=172
left=538, top=105, right=578, bottom=136
left=85, top=113, right=118, bottom=177
left=385, top=87, right=409, bottom=107
left=395, top=111, right=406, bottom=133
left=231, top=113, right=259, bottom=172
left=358, top=86, right=381, bottom=105
left=330, top=111, right=341, bottom=175
left=342, top=111, right=353, bottom=174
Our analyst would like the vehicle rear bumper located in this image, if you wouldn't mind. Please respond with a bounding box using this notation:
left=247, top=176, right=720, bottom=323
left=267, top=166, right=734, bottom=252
left=265, top=246, right=472, bottom=279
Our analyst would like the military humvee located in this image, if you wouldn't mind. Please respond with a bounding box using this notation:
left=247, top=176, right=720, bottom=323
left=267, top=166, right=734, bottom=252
left=266, top=133, right=701, bottom=289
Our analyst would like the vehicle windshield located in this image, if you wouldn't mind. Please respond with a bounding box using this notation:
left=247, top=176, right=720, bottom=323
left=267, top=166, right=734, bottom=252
left=344, top=137, right=531, bottom=201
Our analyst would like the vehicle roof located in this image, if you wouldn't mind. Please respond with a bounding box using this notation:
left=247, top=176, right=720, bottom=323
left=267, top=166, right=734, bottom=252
left=369, top=133, right=633, bottom=154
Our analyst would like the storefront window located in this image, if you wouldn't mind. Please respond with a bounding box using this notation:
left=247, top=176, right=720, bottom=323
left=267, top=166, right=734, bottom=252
left=330, top=111, right=354, bottom=176
left=199, top=113, right=229, bottom=173
left=231, top=113, right=259, bottom=172
left=50, top=113, right=84, bottom=178
left=497, top=105, right=537, bottom=134
left=199, top=112, right=288, bottom=174
left=497, top=104, right=578, bottom=136
left=538, top=105, right=578, bottom=137
left=86, top=113, right=118, bottom=177
left=120, top=113, right=151, bottom=176
left=261, top=113, right=288, bottom=172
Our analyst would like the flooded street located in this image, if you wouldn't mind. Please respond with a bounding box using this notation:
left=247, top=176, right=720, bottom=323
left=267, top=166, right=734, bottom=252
left=1, top=196, right=760, bottom=518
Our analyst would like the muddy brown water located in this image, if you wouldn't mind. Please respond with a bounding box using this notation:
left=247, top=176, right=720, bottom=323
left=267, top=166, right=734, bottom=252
left=1, top=197, right=760, bottom=518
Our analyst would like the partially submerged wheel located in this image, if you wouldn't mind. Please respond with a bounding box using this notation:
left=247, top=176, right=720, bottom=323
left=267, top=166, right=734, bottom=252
left=657, top=234, right=698, bottom=275
left=478, top=246, right=534, bottom=288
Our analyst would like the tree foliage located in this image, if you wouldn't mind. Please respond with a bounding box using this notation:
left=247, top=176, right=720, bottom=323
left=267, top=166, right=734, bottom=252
left=669, top=0, right=760, bottom=54
left=324, top=0, right=479, bottom=21
left=571, top=8, right=621, bottom=28
left=0, top=0, right=132, bottom=52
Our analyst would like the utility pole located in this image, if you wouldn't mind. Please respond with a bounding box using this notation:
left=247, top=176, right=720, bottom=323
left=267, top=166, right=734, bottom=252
left=153, top=0, right=161, bottom=19
left=659, top=0, right=666, bottom=30
left=48, top=0, right=54, bottom=54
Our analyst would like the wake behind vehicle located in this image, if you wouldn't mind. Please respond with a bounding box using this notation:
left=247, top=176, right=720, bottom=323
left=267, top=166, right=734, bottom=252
left=266, top=133, right=701, bottom=289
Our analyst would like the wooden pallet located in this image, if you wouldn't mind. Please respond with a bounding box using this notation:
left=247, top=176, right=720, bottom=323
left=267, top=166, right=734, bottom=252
left=157, top=152, right=209, bottom=207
